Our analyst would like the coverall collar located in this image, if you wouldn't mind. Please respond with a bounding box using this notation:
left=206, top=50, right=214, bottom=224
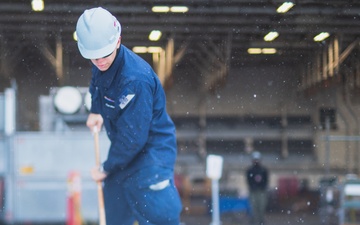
left=94, top=45, right=124, bottom=88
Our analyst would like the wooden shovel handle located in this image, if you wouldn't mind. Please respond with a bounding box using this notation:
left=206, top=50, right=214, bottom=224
left=94, top=129, right=106, bottom=225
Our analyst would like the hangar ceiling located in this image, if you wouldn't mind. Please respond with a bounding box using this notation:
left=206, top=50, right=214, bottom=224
left=0, top=0, right=359, bottom=90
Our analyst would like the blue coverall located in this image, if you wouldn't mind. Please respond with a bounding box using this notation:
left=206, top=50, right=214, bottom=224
left=89, top=45, right=182, bottom=225
left=246, top=162, right=268, bottom=225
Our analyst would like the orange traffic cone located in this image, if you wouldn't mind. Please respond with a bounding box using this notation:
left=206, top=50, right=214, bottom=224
left=66, top=171, right=83, bottom=225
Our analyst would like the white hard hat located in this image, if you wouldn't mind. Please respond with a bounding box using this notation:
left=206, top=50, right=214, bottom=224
left=76, top=7, right=121, bottom=59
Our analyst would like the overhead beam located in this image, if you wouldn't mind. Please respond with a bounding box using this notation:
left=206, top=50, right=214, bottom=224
left=1, top=3, right=359, bottom=16
left=38, top=36, right=64, bottom=84
left=152, top=37, right=188, bottom=86
left=1, top=14, right=359, bottom=29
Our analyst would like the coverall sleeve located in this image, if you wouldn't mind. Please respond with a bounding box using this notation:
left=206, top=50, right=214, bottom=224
left=89, top=71, right=101, bottom=114
left=103, top=80, right=153, bottom=173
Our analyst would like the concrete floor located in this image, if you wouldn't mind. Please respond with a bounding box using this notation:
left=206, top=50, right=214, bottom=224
left=180, top=211, right=327, bottom=225
left=0, top=211, right=338, bottom=225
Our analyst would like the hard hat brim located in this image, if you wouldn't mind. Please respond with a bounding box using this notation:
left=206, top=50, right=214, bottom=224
left=78, top=33, right=120, bottom=59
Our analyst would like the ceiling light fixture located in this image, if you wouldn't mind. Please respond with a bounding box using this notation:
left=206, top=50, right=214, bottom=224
left=31, top=0, right=44, bottom=11
left=132, top=46, right=148, bottom=53
left=132, top=46, right=163, bottom=54
left=147, top=46, right=163, bottom=53
left=170, top=6, right=189, bottom=13
left=152, top=6, right=188, bottom=13
left=247, top=48, right=262, bottom=54
left=149, top=30, right=162, bottom=41
left=247, top=48, right=277, bottom=55
left=73, top=31, right=77, bottom=41
left=262, top=48, right=277, bottom=54
left=264, top=31, right=279, bottom=41
left=313, top=32, right=330, bottom=42
left=276, top=2, right=294, bottom=13
left=152, top=6, right=170, bottom=13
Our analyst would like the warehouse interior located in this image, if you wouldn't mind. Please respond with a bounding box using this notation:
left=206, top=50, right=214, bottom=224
left=0, top=1, right=360, bottom=224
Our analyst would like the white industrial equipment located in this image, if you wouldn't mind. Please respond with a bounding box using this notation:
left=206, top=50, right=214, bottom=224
left=339, top=176, right=360, bottom=225
left=39, top=86, right=91, bottom=132
left=206, top=154, right=224, bottom=225
left=53, top=86, right=83, bottom=115
left=0, top=86, right=112, bottom=225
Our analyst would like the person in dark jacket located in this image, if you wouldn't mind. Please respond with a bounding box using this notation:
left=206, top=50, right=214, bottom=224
left=246, top=151, right=269, bottom=225
left=75, top=7, right=182, bottom=225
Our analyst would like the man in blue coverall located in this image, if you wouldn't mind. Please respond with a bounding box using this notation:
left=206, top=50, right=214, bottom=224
left=76, top=7, right=182, bottom=225
left=246, top=151, right=269, bottom=225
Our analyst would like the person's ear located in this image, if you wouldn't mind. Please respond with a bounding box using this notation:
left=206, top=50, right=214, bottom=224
left=116, top=37, right=121, bottom=48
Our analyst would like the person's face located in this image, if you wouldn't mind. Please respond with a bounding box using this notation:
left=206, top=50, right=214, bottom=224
left=90, top=38, right=121, bottom=72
